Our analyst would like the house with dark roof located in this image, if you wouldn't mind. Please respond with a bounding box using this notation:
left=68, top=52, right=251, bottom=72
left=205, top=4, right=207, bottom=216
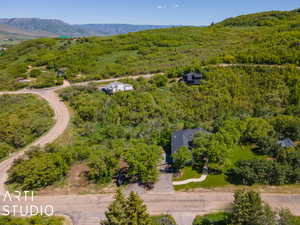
left=182, top=72, right=203, bottom=85
left=171, top=128, right=209, bottom=155
left=277, top=138, right=295, bottom=148
left=57, top=67, right=68, bottom=77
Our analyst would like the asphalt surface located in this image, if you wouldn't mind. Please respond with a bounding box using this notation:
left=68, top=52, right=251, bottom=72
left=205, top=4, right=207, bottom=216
left=0, top=192, right=300, bottom=225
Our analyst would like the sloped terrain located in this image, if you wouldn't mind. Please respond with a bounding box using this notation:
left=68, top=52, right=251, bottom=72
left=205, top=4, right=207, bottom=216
left=0, top=9, right=299, bottom=90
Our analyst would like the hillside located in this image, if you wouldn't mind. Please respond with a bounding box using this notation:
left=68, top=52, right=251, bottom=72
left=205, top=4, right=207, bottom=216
left=0, top=18, right=176, bottom=37
left=219, top=9, right=300, bottom=27
left=0, top=18, right=89, bottom=36
left=73, top=24, right=175, bottom=35
left=0, top=24, right=50, bottom=36
left=0, top=23, right=53, bottom=43
left=0, top=9, right=299, bottom=90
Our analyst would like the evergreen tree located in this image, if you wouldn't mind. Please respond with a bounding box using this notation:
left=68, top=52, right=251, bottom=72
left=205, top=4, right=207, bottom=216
left=125, top=191, right=152, bottom=225
left=231, top=190, right=274, bottom=225
left=277, top=209, right=300, bottom=225
left=101, top=189, right=127, bottom=225
left=260, top=204, right=276, bottom=225
left=102, top=190, right=151, bottom=225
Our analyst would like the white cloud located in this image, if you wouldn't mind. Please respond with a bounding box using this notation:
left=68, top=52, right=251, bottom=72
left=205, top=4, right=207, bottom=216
left=157, top=5, right=167, bottom=9
left=157, top=4, right=179, bottom=9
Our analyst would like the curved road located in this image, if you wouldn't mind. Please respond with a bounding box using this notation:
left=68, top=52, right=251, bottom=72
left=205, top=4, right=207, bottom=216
left=0, top=73, right=156, bottom=195
left=0, top=89, right=70, bottom=194
left=0, top=68, right=300, bottom=225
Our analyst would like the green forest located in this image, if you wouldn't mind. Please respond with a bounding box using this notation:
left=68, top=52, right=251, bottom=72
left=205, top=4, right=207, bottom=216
left=7, top=65, right=300, bottom=190
left=0, top=94, right=53, bottom=160
left=0, top=9, right=299, bottom=90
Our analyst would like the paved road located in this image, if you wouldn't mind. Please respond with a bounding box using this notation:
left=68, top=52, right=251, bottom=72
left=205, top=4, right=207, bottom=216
left=0, top=192, right=300, bottom=225
left=0, top=68, right=300, bottom=225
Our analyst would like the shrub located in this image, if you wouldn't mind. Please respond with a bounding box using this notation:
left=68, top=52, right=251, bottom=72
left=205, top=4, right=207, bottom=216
left=193, top=212, right=230, bottom=225
left=151, top=214, right=177, bottom=225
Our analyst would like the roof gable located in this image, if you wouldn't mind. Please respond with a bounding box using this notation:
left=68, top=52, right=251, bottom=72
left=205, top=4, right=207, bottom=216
left=277, top=138, right=295, bottom=148
left=171, top=128, right=209, bottom=154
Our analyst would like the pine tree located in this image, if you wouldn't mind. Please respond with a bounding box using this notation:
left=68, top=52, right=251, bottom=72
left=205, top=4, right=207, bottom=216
left=125, top=191, right=152, bottom=225
left=231, top=190, right=271, bottom=225
left=101, top=189, right=127, bottom=225
left=260, top=204, right=276, bottom=225
left=278, top=209, right=300, bottom=225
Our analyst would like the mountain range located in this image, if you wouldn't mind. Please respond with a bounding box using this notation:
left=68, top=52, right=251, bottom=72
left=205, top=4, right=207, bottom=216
left=0, top=18, right=176, bottom=41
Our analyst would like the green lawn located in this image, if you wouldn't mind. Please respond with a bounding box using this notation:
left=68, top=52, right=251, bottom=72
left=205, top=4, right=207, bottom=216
left=173, top=166, right=201, bottom=181
left=174, top=145, right=258, bottom=190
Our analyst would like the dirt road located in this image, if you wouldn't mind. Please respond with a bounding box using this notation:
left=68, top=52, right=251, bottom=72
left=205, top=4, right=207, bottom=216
left=0, top=73, right=158, bottom=195
left=0, top=89, right=70, bottom=194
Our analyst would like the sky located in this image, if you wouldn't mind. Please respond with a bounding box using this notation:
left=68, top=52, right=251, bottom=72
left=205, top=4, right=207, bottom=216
left=1, top=0, right=299, bottom=25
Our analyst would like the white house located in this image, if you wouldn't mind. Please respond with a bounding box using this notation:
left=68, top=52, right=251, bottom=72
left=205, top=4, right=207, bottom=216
left=102, top=82, right=134, bottom=94
left=16, top=78, right=32, bottom=83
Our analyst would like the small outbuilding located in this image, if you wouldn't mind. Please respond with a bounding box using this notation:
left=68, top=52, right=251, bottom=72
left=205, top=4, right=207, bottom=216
left=182, top=72, right=203, bottom=85
left=102, top=82, right=134, bottom=94
left=57, top=67, right=68, bottom=77
left=277, top=138, right=295, bottom=148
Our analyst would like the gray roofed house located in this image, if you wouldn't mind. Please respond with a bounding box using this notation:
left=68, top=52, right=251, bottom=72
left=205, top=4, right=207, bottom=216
left=277, top=138, right=295, bottom=148
left=182, top=72, right=203, bottom=85
left=171, top=128, right=209, bottom=155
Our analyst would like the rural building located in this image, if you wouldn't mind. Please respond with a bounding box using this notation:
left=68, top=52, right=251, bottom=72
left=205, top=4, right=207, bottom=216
left=57, top=35, right=72, bottom=39
left=182, top=72, right=203, bottom=85
left=0, top=47, right=7, bottom=56
left=16, top=78, right=31, bottom=83
left=171, top=128, right=209, bottom=155
left=277, top=138, right=295, bottom=148
left=57, top=67, right=68, bottom=77
left=102, top=82, right=134, bottom=94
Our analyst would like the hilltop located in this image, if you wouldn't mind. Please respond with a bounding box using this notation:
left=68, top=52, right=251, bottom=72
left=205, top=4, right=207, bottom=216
left=0, top=9, right=299, bottom=90
left=219, top=9, right=300, bottom=27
